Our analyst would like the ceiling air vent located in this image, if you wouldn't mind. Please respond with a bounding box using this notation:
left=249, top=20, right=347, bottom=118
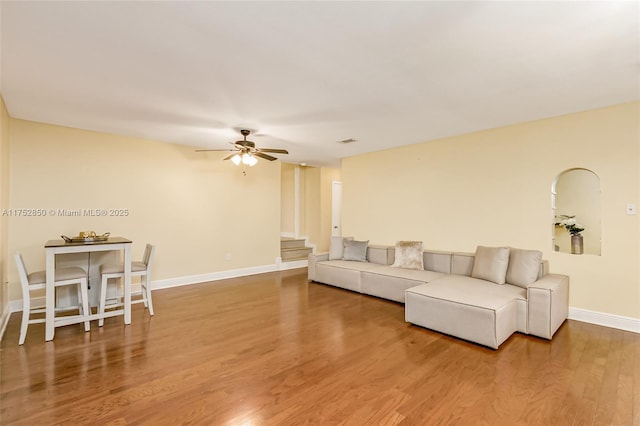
left=338, top=138, right=357, bottom=144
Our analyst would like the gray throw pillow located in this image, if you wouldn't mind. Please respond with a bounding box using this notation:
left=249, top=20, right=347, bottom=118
left=391, top=241, right=424, bottom=270
left=329, top=236, right=353, bottom=260
left=342, top=239, right=369, bottom=262
left=471, top=246, right=510, bottom=284
left=506, top=248, right=543, bottom=288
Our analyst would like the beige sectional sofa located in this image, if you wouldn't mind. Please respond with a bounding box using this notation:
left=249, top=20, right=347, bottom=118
left=308, top=244, right=569, bottom=349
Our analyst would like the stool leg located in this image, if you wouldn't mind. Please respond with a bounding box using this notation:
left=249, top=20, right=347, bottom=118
left=79, top=278, right=90, bottom=332
left=98, top=275, right=108, bottom=327
left=18, top=293, right=31, bottom=345
left=143, top=274, right=154, bottom=316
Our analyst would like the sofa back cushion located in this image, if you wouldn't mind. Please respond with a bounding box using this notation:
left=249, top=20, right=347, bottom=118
left=423, top=250, right=452, bottom=274
left=329, top=236, right=353, bottom=260
left=506, top=248, right=543, bottom=288
left=367, top=245, right=394, bottom=265
left=450, top=251, right=548, bottom=280
left=539, top=260, right=549, bottom=279
left=451, top=252, right=474, bottom=276
left=392, top=241, right=424, bottom=270
left=471, top=246, right=510, bottom=284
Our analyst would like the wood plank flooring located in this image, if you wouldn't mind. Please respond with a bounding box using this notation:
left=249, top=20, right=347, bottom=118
left=1, top=268, right=638, bottom=425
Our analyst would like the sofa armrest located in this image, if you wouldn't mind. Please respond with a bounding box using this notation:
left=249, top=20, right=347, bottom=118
left=527, top=273, right=569, bottom=339
left=308, top=252, right=329, bottom=281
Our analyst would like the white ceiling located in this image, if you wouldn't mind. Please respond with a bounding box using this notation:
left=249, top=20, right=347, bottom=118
left=1, top=1, right=638, bottom=167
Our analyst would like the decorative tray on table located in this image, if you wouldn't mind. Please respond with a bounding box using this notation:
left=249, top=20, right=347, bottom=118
left=61, top=232, right=110, bottom=243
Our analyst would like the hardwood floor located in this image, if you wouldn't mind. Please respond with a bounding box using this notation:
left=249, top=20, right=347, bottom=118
left=1, top=268, right=638, bottom=425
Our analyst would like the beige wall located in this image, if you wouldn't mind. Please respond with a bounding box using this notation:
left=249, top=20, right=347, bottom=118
left=0, top=97, right=10, bottom=318
left=280, top=163, right=295, bottom=235
left=7, top=119, right=281, bottom=302
left=342, top=102, right=640, bottom=319
left=303, top=167, right=321, bottom=247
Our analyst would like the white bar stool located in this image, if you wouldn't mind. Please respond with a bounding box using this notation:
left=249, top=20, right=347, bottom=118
left=15, top=253, right=90, bottom=345
left=98, top=243, right=155, bottom=326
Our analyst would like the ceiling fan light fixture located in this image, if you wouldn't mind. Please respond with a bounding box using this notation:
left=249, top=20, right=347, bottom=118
left=195, top=129, right=288, bottom=168
left=241, top=152, right=258, bottom=166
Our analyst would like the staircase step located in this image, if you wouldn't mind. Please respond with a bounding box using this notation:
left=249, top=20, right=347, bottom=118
left=280, top=246, right=313, bottom=261
left=280, top=238, right=307, bottom=249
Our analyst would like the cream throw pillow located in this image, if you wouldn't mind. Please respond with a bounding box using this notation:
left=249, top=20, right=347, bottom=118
left=471, top=246, right=510, bottom=284
left=392, top=241, right=424, bottom=270
left=506, top=248, right=543, bottom=288
left=342, top=239, right=369, bottom=262
left=329, top=236, right=353, bottom=260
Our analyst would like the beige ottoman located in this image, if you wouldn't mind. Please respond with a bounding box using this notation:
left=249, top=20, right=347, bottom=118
left=405, top=276, right=525, bottom=349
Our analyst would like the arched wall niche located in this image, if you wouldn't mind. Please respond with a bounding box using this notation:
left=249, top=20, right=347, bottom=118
left=551, top=168, right=601, bottom=255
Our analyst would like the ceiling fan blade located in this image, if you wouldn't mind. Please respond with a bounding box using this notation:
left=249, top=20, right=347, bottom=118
left=195, top=149, right=235, bottom=152
left=254, top=152, right=278, bottom=161
left=257, top=148, right=289, bottom=154
left=223, top=153, right=239, bottom=160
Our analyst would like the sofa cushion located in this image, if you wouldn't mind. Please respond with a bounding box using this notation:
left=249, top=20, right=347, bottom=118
left=316, top=260, right=383, bottom=272
left=367, top=245, right=394, bottom=265
left=405, top=276, right=524, bottom=349
left=314, top=260, right=382, bottom=293
left=471, top=246, right=510, bottom=284
left=392, top=241, right=424, bottom=270
left=343, top=239, right=369, bottom=262
left=329, top=236, right=353, bottom=260
left=361, top=265, right=445, bottom=303
left=407, top=275, right=526, bottom=307
left=451, top=252, right=474, bottom=276
left=506, top=248, right=543, bottom=288
left=423, top=250, right=452, bottom=274
left=365, top=265, right=444, bottom=283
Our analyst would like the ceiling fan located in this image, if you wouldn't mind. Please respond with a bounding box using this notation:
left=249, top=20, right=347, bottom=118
left=195, top=129, right=289, bottom=166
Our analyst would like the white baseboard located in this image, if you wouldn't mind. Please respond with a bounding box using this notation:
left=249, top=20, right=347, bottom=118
left=0, top=302, right=10, bottom=342
left=8, top=298, right=27, bottom=313
left=277, top=258, right=309, bottom=270
left=153, top=263, right=279, bottom=290
left=153, top=260, right=307, bottom=291
left=568, top=307, right=640, bottom=334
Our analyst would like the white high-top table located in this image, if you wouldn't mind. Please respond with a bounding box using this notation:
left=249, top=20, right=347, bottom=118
left=44, top=237, right=132, bottom=341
